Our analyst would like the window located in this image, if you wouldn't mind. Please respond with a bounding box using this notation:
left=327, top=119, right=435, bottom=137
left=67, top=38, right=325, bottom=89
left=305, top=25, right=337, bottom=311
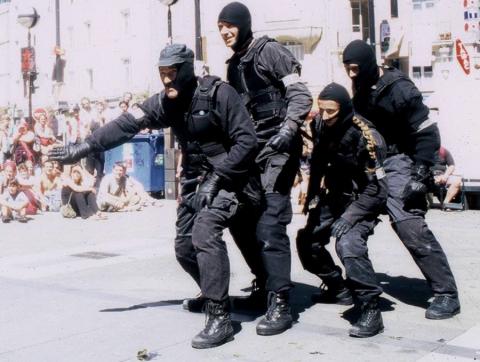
left=350, top=0, right=370, bottom=41
left=423, top=66, right=433, bottom=78
left=85, top=21, right=91, bottom=45
left=412, top=66, right=422, bottom=78
left=390, top=0, right=398, bottom=18
left=87, top=68, right=94, bottom=90
left=280, top=41, right=305, bottom=61
left=121, top=9, right=130, bottom=35
left=122, top=58, right=131, bottom=87
left=0, top=0, right=12, bottom=4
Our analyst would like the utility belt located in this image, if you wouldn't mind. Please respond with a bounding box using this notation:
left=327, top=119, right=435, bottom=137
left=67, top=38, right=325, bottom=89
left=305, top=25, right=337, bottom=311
left=183, top=141, right=227, bottom=172
left=244, top=86, right=287, bottom=125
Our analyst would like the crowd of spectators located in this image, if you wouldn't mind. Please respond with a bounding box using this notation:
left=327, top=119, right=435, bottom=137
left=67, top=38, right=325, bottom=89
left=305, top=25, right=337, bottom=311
left=0, top=92, right=160, bottom=223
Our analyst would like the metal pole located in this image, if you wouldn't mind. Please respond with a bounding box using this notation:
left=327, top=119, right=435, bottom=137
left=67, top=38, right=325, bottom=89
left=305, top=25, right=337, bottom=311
left=55, top=0, right=60, bottom=46
left=194, top=0, right=202, bottom=60
left=27, top=29, right=32, bottom=124
left=167, top=5, right=172, bottom=44
left=368, top=0, right=376, bottom=56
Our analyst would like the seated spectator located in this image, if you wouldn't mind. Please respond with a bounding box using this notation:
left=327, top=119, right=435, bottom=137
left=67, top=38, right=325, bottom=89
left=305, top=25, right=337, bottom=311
left=17, top=162, right=41, bottom=215
left=10, top=119, right=36, bottom=165
left=38, top=160, right=62, bottom=212
left=0, top=179, right=29, bottom=223
left=61, top=164, right=106, bottom=220
left=118, top=100, right=129, bottom=114
left=0, top=114, right=11, bottom=164
left=0, top=161, right=17, bottom=195
left=97, top=162, right=158, bottom=212
left=432, top=146, right=463, bottom=206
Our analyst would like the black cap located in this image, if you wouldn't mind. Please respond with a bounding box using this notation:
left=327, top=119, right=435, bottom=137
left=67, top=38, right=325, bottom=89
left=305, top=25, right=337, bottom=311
left=158, top=43, right=194, bottom=67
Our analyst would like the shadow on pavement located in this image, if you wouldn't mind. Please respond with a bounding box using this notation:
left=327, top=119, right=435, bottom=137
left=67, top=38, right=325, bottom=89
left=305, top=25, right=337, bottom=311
left=99, top=299, right=183, bottom=312
left=376, top=273, right=431, bottom=309
left=290, top=281, right=323, bottom=322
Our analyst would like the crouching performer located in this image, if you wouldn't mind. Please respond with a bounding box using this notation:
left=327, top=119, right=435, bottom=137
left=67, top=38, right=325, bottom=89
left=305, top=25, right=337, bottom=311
left=296, top=83, right=388, bottom=337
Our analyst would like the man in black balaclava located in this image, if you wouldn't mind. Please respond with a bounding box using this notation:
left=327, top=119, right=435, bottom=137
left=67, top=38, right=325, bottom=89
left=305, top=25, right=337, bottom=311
left=343, top=40, right=460, bottom=320
left=50, top=43, right=266, bottom=349
left=297, top=82, right=388, bottom=337
left=218, top=2, right=313, bottom=336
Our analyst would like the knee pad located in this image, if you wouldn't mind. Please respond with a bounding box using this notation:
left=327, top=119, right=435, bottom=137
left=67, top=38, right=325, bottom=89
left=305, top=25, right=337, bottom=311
left=392, top=219, right=436, bottom=257
left=335, top=234, right=368, bottom=260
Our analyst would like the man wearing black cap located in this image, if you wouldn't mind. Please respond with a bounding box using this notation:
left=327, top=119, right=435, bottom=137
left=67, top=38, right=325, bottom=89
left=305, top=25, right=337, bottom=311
left=342, top=40, right=460, bottom=320
left=50, top=43, right=266, bottom=349
left=297, top=83, right=387, bottom=337
left=217, top=1, right=313, bottom=336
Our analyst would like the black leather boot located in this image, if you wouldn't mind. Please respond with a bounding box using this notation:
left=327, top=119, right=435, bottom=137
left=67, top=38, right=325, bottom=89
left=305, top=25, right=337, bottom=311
left=182, top=294, right=206, bottom=313
left=233, top=279, right=267, bottom=311
left=191, top=300, right=234, bottom=349
left=425, top=295, right=460, bottom=320
left=311, top=273, right=353, bottom=305
left=256, top=291, right=293, bottom=336
left=349, top=300, right=384, bottom=338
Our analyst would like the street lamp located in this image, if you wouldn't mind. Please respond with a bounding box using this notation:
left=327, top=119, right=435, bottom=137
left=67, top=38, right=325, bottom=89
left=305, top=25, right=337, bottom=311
left=17, top=7, right=40, bottom=125
left=159, top=0, right=178, bottom=44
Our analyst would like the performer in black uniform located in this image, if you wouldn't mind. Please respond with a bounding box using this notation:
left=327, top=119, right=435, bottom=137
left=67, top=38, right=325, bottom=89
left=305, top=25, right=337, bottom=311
left=342, top=40, right=459, bottom=319
left=217, top=2, right=313, bottom=336
left=50, top=44, right=266, bottom=349
left=297, top=83, right=387, bottom=337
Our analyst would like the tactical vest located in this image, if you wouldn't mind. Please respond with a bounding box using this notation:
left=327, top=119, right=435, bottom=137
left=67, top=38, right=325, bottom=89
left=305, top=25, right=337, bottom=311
left=237, top=36, right=287, bottom=136
left=167, top=76, right=229, bottom=173
left=355, top=66, right=414, bottom=155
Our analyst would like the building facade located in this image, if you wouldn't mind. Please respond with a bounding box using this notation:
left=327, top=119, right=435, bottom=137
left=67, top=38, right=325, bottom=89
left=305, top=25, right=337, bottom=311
left=0, top=0, right=478, bottom=175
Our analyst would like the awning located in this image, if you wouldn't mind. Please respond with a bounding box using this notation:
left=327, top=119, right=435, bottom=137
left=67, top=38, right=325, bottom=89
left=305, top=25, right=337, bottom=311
left=384, top=33, right=405, bottom=59
left=254, top=25, right=323, bottom=53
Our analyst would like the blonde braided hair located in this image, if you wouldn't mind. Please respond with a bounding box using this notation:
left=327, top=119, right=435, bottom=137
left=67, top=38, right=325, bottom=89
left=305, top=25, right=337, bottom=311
left=352, top=116, right=377, bottom=173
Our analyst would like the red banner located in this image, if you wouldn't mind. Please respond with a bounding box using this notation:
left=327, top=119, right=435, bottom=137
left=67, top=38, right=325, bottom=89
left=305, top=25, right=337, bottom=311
left=455, top=39, right=471, bottom=75
left=21, top=47, right=36, bottom=74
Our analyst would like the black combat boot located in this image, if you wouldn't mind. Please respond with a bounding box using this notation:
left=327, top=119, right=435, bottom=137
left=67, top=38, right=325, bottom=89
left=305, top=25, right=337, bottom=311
left=425, top=295, right=460, bottom=320
left=182, top=293, right=206, bottom=313
left=256, top=291, right=293, bottom=336
left=233, top=279, right=267, bottom=311
left=191, top=300, right=234, bottom=349
left=348, top=299, right=384, bottom=338
left=311, top=273, right=353, bottom=305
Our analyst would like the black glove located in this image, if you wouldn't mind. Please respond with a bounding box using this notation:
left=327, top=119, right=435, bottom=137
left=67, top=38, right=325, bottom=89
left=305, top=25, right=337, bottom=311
left=266, top=119, right=298, bottom=153
left=192, top=173, right=222, bottom=211
left=402, top=164, right=432, bottom=206
left=331, top=217, right=353, bottom=239
left=48, top=142, right=92, bottom=164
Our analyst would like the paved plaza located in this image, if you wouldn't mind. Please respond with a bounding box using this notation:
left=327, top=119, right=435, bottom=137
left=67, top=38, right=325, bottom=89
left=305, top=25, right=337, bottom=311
left=0, top=201, right=479, bottom=361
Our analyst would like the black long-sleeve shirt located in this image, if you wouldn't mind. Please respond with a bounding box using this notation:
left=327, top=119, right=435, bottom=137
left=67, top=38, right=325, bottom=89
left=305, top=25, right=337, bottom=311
left=353, top=67, right=440, bottom=166
left=307, top=116, right=388, bottom=225
left=86, top=80, right=257, bottom=184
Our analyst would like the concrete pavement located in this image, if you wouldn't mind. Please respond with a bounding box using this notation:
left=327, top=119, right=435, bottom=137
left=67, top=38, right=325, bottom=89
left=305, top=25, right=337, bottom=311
left=0, top=201, right=479, bottom=361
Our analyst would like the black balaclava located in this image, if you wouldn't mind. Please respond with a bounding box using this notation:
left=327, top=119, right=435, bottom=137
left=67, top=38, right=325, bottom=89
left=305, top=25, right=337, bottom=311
left=218, top=2, right=253, bottom=52
left=158, top=44, right=197, bottom=103
left=318, top=82, right=354, bottom=132
left=342, top=40, right=380, bottom=92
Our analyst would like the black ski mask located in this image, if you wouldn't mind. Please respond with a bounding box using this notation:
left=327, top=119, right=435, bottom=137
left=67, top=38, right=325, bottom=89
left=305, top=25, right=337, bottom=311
left=158, top=44, right=197, bottom=102
left=342, top=40, right=380, bottom=92
left=318, top=82, right=353, bottom=127
left=218, top=2, right=253, bottom=52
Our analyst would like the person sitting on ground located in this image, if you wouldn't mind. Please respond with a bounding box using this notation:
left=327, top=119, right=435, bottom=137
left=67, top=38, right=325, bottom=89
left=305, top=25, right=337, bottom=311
left=97, top=162, right=158, bottom=212
left=432, top=146, right=462, bottom=206
left=16, top=162, right=41, bottom=215
left=0, top=161, right=18, bottom=195
left=38, top=160, right=63, bottom=212
left=0, top=179, right=29, bottom=223
left=61, top=164, right=106, bottom=220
